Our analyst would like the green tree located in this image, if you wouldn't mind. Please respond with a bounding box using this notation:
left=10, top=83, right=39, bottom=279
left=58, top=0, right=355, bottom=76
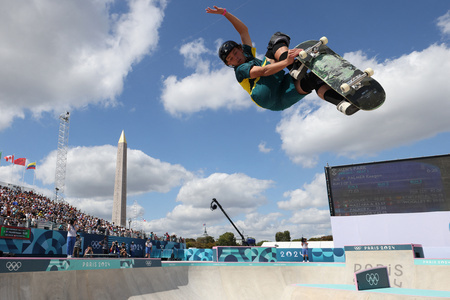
left=216, top=232, right=237, bottom=246
left=185, top=238, right=196, bottom=248
left=257, top=240, right=269, bottom=246
left=308, top=235, right=333, bottom=241
left=275, top=230, right=291, bottom=242
left=196, top=236, right=216, bottom=248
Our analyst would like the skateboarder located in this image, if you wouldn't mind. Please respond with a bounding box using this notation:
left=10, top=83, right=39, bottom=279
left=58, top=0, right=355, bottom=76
left=205, top=6, right=359, bottom=115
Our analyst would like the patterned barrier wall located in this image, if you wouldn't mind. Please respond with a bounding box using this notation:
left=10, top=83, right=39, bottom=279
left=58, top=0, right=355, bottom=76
left=213, top=247, right=277, bottom=262
left=212, top=247, right=345, bottom=263
left=183, top=248, right=214, bottom=261
left=0, top=229, right=342, bottom=263
left=0, top=257, right=161, bottom=274
left=0, top=228, right=185, bottom=257
left=277, top=248, right=345, bottom=262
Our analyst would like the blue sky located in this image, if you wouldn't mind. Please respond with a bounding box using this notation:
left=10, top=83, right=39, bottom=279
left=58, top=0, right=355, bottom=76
left=0, top=0, right=449, bottom=242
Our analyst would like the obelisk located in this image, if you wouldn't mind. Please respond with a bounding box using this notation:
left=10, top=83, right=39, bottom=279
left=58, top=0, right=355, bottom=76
left=112, top=130, right=127, bottom=227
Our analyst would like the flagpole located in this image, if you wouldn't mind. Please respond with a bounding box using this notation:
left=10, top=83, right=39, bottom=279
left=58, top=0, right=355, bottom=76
left=10, top=154, right=14, bottom=184
left=22, top=159, right=26, bottom=186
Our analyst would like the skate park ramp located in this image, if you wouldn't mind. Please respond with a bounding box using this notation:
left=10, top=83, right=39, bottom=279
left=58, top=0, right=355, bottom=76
left=1, top=259, right=450, bottom=300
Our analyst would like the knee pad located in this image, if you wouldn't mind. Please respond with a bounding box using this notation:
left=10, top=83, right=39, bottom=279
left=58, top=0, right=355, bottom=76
left=323, top=89, right=345, bottom=105
left=266, top=32, right=291, bottom=59
left=279, top=51, right=288, bottom=61
left=300, top=73, right=323, bottom=94
left=267, top=32, right=291, bottom=49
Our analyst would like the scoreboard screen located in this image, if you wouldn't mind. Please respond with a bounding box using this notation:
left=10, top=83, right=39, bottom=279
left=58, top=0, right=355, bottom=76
left=325, top=154, right=450, bottom=216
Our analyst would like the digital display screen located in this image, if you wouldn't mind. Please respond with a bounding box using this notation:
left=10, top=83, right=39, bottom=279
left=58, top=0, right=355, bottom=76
left=325, top=155, right=450, bottom=216
left=0, top=226, right=31, bottom=240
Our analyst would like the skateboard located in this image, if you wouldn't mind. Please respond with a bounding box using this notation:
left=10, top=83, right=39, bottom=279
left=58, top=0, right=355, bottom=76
left=294, top=37, right=385, bottom=111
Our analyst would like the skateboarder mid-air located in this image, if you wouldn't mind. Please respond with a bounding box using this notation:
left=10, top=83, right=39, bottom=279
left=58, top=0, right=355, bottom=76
left=205, top=6, right=360, bottom=115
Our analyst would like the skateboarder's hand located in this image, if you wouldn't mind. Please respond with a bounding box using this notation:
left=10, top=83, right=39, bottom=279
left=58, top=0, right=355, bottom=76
left=285, top=49, right=301, bottom=64
left=289, top=48, right=302, bottom=58
left=205, top=6, right=225, bottom=15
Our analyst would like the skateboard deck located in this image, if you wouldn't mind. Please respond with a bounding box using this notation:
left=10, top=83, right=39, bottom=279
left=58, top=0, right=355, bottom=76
left=295, top=39, right=385, bottom=111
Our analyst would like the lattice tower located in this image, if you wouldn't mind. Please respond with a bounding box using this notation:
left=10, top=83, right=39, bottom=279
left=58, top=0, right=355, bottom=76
left=55, top=112, right=70, bottom=202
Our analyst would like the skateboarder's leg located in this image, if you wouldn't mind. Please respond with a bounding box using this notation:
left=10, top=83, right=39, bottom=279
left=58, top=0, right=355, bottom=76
left=294, top=78, right=309, bottom=95
left=296, top=72, right=322, bottom=95
left=265, top=32, right=300, bottom=70
left=317, top=85, right=360, bottom=115
left=317, top=85, right=341, bottom=105
left=266, top=32, right=291, bottom=60
left=298, top=73, right=360, bottom=115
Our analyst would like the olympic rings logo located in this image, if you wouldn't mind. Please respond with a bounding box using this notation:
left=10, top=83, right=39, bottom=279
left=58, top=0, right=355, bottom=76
left=6, top=261, right=22, bottom=272
left=145, top=261, right=152, bottom=267
left=366, top=273, right=380, bottom=285
left=91, top=241, right=102, bottom=249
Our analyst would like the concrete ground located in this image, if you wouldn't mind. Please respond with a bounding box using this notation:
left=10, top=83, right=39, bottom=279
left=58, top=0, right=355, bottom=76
left=1, top=262, right=450, bottom=300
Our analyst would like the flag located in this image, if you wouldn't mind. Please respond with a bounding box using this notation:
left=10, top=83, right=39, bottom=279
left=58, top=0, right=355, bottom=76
left=4, top=155, right=14, bottom=163
left=27, top=162, right=36, bottom=170
left=13, top=158, right=26, bottom=166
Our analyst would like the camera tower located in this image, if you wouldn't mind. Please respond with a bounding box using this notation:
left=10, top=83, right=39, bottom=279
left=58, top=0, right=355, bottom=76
left=55, top=112, right=70, bottom=203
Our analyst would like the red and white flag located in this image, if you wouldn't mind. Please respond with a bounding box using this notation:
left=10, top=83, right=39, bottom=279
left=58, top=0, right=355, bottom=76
left=4, top=155, right=14, bottom=163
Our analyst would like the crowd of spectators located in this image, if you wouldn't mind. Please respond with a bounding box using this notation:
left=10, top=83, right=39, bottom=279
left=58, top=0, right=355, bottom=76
left=0, top=184, right=184, bottom=243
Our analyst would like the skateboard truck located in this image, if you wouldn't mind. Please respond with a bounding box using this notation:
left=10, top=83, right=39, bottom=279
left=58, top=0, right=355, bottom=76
left=340, top=68, right=374, bottom=93
left=299, top=36, right=328, bottom=59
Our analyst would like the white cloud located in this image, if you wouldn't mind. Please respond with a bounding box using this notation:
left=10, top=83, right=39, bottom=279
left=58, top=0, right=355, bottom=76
left=289, top=208, right=331, bottom=225
left=278, top=173, right=328, bottom=210
left=437, top=10, right=450, bottom=36
left=139, top=172, right=334, bottom=241
left=0, top=0, right=167, bottom=130
left=277, top=44, right=450, bottom=167
left=160, top=39, right=251, bottom=117
left=258, top=141, right=273, bottom=154
left=34, top=144, right=192, bottom=219
left=17, top=142, right=332, bottom=240
left=139, top=172, right=278, bottom=239
left=176, top=173, right=274, bottom=210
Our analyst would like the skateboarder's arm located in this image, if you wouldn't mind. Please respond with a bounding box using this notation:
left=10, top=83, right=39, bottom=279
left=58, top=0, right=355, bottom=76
left=249, top=60, right=291, bottom=78
left=249, top=49, right=298, bottom=78
left=206, top=6, right=252, bottom=46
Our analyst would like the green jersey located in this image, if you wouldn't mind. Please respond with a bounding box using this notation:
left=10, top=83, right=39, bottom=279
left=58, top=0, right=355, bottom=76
left=234, top=45, right=305, bottom=111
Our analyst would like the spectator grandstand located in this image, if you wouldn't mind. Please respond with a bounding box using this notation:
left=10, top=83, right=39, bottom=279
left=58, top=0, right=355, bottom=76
left=0, top=183, right=184, bottom=243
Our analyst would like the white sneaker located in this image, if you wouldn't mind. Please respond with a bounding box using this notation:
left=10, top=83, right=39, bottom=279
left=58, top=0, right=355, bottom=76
left=337, top=101, right=360, bottom=116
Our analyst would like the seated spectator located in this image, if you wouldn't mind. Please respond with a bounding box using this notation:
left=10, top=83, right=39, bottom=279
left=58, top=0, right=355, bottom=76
left=120, top=242, right=128, bottom=257
left=83, top=245, right=94, bottom=258
left=110, top=241, right=119, bottom=257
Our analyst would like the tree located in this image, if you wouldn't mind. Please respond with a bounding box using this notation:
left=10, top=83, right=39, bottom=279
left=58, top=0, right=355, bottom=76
left=216, top=232, right=237, bottom=246
left=275, top=230, right=291, bottom=242
left=257, top=240, right=269, bottom=246
left=308, top=235, right=333, bottom=241
left=196, top=236, right=216, bottom=248
left=185, top=236, right=216, bottom=249
left=185, top=238, right=196, bottom=248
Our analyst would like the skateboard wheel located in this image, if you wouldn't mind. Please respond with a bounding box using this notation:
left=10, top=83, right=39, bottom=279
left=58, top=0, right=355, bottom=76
left=364, top=68, right=374, bottom=77
left=340, top=83, right=351, bottom=93
left=320, top=36, right=328, bottom=45
left=299, top=50, right=307, bottom=59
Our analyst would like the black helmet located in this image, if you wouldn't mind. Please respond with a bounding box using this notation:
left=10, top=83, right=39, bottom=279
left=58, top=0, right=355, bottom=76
left=219, top=40, right=239, bottom=64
